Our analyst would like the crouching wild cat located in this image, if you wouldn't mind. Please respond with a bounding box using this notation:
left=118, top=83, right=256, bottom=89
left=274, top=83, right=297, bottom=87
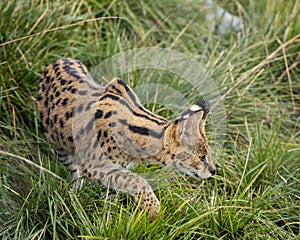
left=37, top=58, right=216, bottom=220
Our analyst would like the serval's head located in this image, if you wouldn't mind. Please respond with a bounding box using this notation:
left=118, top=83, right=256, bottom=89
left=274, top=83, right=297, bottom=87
left=162, top=100, right=215, bottom=179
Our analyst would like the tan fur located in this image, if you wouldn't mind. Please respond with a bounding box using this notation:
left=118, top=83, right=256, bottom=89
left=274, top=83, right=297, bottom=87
left=37, top=58, right=215, bottom=220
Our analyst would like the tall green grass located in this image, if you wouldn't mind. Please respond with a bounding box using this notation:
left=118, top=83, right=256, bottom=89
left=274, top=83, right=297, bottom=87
left=1, top=0, right=299, bottom=239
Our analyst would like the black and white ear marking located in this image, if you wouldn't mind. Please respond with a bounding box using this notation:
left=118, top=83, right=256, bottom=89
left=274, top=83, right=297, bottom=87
left=189, top=104, right=202, bottom=112
left=181, top=100, right=210, bottom=120
left=177, top=100, right=210, bottom=146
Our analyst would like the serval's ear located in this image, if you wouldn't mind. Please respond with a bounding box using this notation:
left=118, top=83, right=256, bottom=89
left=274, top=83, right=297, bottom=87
left=176, top=100, right=210, bottom=146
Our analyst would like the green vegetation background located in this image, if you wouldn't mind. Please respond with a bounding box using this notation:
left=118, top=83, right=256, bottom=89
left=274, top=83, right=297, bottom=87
left=0, top=0, right=299, bottom=239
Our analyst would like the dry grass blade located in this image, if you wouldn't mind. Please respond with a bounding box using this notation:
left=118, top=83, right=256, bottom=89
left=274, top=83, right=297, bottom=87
left=0, top=16, right=122, bottom=47
left=0, top=150, right=65, bottom=182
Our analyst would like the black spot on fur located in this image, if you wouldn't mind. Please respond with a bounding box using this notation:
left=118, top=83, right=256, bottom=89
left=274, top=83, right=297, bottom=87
left=91, top=92, right=101, bottom=97
left=59, top=119, right=64, bottom=128
left=117, top=130, right=123, bottom=136
left=37, top=94, right=42, bottom=101
left=93, top=140, right=98, bottom=149
left=99, top=94, right=120, bottom=101
left=46, top=76, right=52, bottom=83
left=62, top=98, right=69, bottom=106
left=56, top=71, right=61, bottom=79
left=65, top=111, right=72, bottom=120
left=54, top=114, right=58, bottom=123
left=78, top=90, right=88, bottom=95
left=103, top=130, right=108, bottom=138
left=77, top=104, right=83, bottom=113
left=119, top=119, right=127, bottom=125
left=111, top=85, right=122, bottom=94
left=70, top=87, right=78, bottom=94
left=86, top=101, right=96, bottom=111
left=56, top=98, right=62, bottom=105
left=85, top=118, right=94, bottom=133
left=65, top=66, right=82, bottom=80
left=104, top=111, right=112, bottom=119
left=60, top=79, right=67, bottom=85
left=108, top=122, right=116, bottom=127
left=96, top=130, right=102, bottom=141
left=95, top=109, right=103, bottom=119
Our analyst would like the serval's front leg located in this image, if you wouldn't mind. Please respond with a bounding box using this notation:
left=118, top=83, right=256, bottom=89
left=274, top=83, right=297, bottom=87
left=85, top=166, right=160, bottom=221
left=57, top=149, right=84, bottom=190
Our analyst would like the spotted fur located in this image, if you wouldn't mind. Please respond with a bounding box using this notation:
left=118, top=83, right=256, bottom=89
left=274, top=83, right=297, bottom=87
left=37, top=58, right=215, bottom=220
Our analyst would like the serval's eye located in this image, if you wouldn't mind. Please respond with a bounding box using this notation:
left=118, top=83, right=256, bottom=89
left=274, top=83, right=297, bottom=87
left=201, top=156, right=206, bottom=163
